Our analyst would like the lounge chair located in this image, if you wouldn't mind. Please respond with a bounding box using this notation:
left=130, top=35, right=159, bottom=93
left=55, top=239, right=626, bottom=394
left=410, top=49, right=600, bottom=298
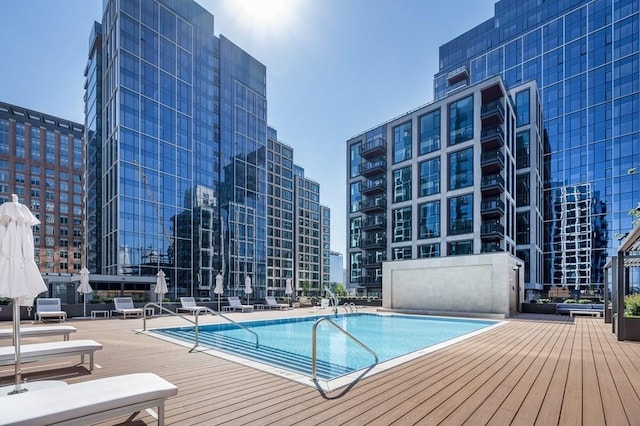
left=112, top=297, right=144, bottom=319
left=176, top=297, right=208, bottom=315
left=298, top=296, right=313, bottom=307
left=0, top=325, right=77, bottom=341
left=35, top=298, right=67, bottom=323
left=0, top=372, right=178, bottom=426
left=224, top=296, right=254, bottom=312
left=0, top=339, right=103, bottom=371
left=262, top=296, right=289, bottom=310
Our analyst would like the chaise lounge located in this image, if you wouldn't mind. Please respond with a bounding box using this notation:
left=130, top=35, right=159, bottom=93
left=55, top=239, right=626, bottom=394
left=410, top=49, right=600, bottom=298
left=0, top=372, right=178, bottom=426
left=35, top=298, right=67, bottom=323
left=112, top=297, right=144, bottom=319
left=0, top=325, right=77, bottom=341
left=0, top=339, right=103, bottom=371
left=224, top=296, right=254, bottom=312
left=176, top=297, right=208, bottom=315
left=256, top=296, right=289, bottom=310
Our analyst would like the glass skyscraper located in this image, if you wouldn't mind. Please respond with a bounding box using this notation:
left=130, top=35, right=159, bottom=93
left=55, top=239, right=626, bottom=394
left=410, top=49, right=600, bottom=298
left=435, top=0, right=639, bottom=295
left=86, top=0, right=267, bottom=298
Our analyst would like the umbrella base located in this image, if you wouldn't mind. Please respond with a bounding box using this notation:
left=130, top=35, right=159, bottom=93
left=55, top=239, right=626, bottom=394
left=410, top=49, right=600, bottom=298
left=1, top=380, right=67, bottom=396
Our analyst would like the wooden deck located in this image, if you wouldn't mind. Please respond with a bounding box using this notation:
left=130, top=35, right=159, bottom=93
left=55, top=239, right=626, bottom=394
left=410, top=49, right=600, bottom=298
left=1, top=310, right=639, bottom=425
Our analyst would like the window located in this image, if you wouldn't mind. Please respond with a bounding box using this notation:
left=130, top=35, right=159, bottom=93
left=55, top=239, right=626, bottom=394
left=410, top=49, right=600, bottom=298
left=449, top=95, right=473, bottom=145
left=517, top=174, right=530, bottom=206
left=393, top=121, right=412, bottom=163
left=31, top=127, right=41, bottom=161
left=15, top=124, right=25, bottom=158
left=419, top=201, right=440, bottom=238
left=516, top=89, right=530, bottom=126
left=393, top=167, right=412, bottom=203
left=516, top=212, right=530, bottom=244
left=393, top=246, right=412, bottom=260
left=448, top=240, right=473, bottom=256
left=0, top=120, right=8, bottom=155
left=393, top=207, right=412, bottom=242
left=419, top=157, right=440, bottom=196
left=418, top=243, right=440, bottom=258
left=516, top=131, right=530, bottom=169
left=419, top=109, right=440, bottom=154
left=350, top=217, right=361, bottom=248
left=449, top=147, right=473, bottom=190
left=350, top=142, right=361, bottom=178
left=350, top=182, right=361, bottom=213
left=448, top=194, right=473, bottom=235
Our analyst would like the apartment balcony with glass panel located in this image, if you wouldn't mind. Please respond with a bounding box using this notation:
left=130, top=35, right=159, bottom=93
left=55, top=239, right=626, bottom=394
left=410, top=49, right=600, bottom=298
left=481, top=241, right=503, bottom=253
left=481, top=173, right=505, bottom=195
left=361, top=234, right=387, bottom=249
left=359, top=137, right=386, bottom=159
left=359, top=160, right=387, bottom=178
left=361, top=178, right=386, bottom=196
left=480, top=149, right=505, bottom=173
left=481, top=221, right=505, bottom=240
left=480, top=197, right=505, bottom=218
left=360, top=197, right=387, bottom=213
left=480, top=100, right=505, bottom=126
left=361, top=254, right=385, bottom=267
left=480, top=125, right=505, bottom=149
left=361, top=214, right=386, bottom=231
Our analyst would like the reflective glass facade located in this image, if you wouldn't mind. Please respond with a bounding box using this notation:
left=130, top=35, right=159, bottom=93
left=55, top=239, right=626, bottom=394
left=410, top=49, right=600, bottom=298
left=436, top=0, right=639, bottom=294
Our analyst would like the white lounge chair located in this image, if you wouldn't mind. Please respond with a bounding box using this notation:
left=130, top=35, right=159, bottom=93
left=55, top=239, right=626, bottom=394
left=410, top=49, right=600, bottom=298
left=176, top=297, right=208, bottom=315
left=36, top=298, right=67, bottom=323
left=224, top=296, right=254, bottom=312
left=112, top=297, right=144, bottom=319
left=0, top=373, right=178, bottom=426
left=0, top=325, right=77, bottom=341
left=263, top=296, right=289, bottom=310
left=0, top=339, right=102, bottom=371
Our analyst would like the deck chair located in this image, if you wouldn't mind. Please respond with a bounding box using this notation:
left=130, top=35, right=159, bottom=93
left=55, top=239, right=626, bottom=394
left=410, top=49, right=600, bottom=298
left=224, top=296, right=254, bottom=312
left=264, top=296, right=289, bottom=310
left=36, top=298, right=67, bottom=322
left=176, top=297, right=208, bottom=315
left=297, top=296, right=313, bottom=307
left=112, top=297, right=144, bottom=319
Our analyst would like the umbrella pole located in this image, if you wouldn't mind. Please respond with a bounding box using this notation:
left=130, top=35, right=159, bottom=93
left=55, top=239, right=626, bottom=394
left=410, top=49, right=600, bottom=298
left=217, top=294, right=220, bottom=312
left=83, top=295, right=87, bottom=318
left=10, top=299, right=25, bottom=394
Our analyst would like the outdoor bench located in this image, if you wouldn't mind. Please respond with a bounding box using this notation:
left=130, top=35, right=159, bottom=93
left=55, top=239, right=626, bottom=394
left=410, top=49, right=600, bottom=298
left=0, top=325, right=77, bottom=341
left=0, top=339, right=102, bottom=371
left=556, top=303, right=604, bottom=316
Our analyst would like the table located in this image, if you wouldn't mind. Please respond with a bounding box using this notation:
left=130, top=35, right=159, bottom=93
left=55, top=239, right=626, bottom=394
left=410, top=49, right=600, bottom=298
left=144, top=307, right=154, bottom=317
left=91, top=310, right=110, bottom=319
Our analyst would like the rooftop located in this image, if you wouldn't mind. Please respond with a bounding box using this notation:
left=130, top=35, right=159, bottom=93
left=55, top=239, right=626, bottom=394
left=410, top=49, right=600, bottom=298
left=1, top=309, right=639, bottom=424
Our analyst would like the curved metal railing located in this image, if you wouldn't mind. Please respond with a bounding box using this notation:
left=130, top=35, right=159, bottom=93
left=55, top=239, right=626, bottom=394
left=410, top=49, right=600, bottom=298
left=311, top=317, right=378, bottom=382
left=343, top=302, right=358, bottom=314
left=142, top=303, right=259, bottom=352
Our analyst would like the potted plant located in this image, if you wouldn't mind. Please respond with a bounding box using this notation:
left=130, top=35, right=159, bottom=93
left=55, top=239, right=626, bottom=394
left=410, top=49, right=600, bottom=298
left=623, top=293, right=640, bottom=341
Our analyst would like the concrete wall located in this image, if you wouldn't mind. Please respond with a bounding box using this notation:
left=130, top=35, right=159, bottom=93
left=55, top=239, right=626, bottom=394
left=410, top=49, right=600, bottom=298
left=382, top=253, right=523, bottom=318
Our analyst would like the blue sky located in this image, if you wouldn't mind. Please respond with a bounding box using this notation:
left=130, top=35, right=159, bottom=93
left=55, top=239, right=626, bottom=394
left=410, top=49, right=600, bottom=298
left=0, top=0, right=496, bottom=257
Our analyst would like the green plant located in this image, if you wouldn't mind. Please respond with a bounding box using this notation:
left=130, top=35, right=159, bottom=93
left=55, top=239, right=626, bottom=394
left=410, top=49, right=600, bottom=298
left=538, top=298, right=551, bottom=304
left=624, top=294, right=640, bottom=317
left=89, top=298, right=103, bottom=304
left=578, top=299, right=592, bottom=304
left=0, top=298, right=11, bottom=305
left=564, top=299, right=577, bottom=304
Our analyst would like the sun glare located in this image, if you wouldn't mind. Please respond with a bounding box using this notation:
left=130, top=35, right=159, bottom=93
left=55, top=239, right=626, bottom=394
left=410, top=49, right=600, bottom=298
left=235, top=0, right=293, bottom=27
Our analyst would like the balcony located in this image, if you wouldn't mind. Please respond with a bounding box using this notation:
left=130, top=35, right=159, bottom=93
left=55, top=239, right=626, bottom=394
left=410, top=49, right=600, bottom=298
left=481, top=174, right=505, bottom=195
left=481, top=100, right=505, bottom=126
left=481, top=241, right=503, bottom=253
left=481, top=222, right=505, bottom=240
left=359, top=160, right=387, bottom=178
left=361, top=236, right=387, bottom=249
left=362, top=256, right=385, bottom=267
left=361, top=214, right=386, bottom=231
left=360, top=137, right=386, bottom=159
left=480, top=126, right=505, bottom=149
left=481, top=149, right=505, bottom=173
left=361, top=178, right=386, bottom=196
left=360, top=197, right=386, bottom=213
left=480, top=197, right=505, bottom=218
left=446, top=65, right=469, bottom=85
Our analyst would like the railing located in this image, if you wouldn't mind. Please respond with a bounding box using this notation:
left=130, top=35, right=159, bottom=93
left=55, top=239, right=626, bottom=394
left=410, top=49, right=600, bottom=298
left=142, top=303, right=259, bottom=352
left=324, top=285, right=339, bottom=316
left=343, top=302, right=358, bottom=314
left=311, top=317, right=378, bottom=382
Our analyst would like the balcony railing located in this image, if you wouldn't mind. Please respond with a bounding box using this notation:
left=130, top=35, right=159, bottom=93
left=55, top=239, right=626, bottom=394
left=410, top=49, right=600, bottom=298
left=361, top=178, right=386, bottom=195
left=481, top=222, right=505, bottom=239
left=480, top=197, right=505, bottom=217
left=480, top=126, right=504, bottom=149
left=360, top=197, right=386, bottom=212
left=481, top=149, right=505, bottom=173
left=361, top=215, right=386, bottom=230
left=481, top=174, right=505, bottom=195
left=360, top=137, right=386, bottom=158
left=361, top=236, right=387, bottom=249
left=359, top=160, right=387, bottom=178
left=480, top=100, right=505, bottom=125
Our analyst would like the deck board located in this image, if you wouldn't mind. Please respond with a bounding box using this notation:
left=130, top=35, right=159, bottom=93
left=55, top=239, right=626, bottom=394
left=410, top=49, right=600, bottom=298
left=1, top=311, right=639, bottom=425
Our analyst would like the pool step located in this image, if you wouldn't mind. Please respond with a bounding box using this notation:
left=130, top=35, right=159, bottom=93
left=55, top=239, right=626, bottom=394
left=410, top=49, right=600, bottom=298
left=160, top=329, right=354, bottom=379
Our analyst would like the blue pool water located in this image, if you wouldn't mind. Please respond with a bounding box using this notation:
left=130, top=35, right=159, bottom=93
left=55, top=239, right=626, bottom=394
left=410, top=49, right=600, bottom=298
left=153, top=313, right=497, bottom=380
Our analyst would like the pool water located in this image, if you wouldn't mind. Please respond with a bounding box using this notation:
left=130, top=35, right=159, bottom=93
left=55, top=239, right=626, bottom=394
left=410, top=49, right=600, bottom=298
left=153, top=313, right=498, bottom=381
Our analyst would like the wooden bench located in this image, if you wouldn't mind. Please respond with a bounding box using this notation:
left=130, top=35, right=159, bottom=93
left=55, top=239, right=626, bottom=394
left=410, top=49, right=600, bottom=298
left=0, top=373, right=178, bottom=426
left=570, top=309, right=602, bottom=317
left=0, top=325, right=77, bottom=341
left=0, top=339, right=102, bottom=371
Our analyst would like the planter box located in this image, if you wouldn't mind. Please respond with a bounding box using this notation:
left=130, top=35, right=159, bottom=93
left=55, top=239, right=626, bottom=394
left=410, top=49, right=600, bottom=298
left=521, top=303, right=557, bottom=314
left=623, top=316, right=640, bottom=341
left=605, top=307, right=612, bottom=323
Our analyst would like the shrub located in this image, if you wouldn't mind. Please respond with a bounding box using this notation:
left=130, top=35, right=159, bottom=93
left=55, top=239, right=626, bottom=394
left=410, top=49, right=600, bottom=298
left=563, top=299, right=577, bottom=304
left=0, top=298, right=11, bottom=305
left=578, top=299, right=592, bottom=304
left=625, top=294, right=640, bottom=317
left=538, top=298, right=551, bottom=304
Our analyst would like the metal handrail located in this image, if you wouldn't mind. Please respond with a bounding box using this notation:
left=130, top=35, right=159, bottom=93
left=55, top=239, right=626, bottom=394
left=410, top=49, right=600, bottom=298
left=342, top=302, right=358, bottom=314
left=142, top=303, right=259, bottom=352
left=311, top=317, right=378, bottom=382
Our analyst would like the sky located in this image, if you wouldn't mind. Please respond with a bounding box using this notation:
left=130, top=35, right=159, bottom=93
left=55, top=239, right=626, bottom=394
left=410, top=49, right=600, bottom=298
left=0, top=0, right=497, bottom=258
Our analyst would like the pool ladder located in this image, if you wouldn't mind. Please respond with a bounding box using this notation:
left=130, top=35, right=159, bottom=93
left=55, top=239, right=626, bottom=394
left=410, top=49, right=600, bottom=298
left=311, top=317, right=378, bottom=382
left=141, top=302, right=259, bottom=352
left=343, top=302, right=358, bottom=315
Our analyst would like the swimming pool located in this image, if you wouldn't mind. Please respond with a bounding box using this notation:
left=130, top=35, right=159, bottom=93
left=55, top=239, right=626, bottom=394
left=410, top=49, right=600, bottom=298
left=151, top=313, right=501, bottom=387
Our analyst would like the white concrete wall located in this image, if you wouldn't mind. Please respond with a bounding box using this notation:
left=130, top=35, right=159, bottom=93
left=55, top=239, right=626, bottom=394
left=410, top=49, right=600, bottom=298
left=382, top=253, right=523, bottom=318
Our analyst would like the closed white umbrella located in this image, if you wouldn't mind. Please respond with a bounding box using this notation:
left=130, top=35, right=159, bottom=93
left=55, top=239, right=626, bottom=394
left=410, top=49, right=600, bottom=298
left=77, top=267, right=92, bottom=317
left=244, top=275, right=252, bottom=305
left=155, top=270, right=168, bottom=310
left=214, top=273, right=224, bottom=311
left=285, top=278, right=293, bottom=306
left=0, top=194, right=47, bottom=394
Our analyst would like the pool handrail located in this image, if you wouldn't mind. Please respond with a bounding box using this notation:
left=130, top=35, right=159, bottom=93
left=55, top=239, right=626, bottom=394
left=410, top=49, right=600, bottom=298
left=311, top=317, right=378, bottom=382
left=343, top=302, right=358, bottom=314
left=142, top=303, right=259, bottom=351
left=324, top=285, right=340, bottom=316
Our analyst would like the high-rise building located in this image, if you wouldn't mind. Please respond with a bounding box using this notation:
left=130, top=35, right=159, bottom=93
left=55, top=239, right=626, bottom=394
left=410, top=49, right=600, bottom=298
left=346, top=76, right=543, bottom=297
left=435, top=0, right=638, bottom=294
left=86, top=0, right=268, bottom=298
left=0, top=101, right=85, bottom=274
